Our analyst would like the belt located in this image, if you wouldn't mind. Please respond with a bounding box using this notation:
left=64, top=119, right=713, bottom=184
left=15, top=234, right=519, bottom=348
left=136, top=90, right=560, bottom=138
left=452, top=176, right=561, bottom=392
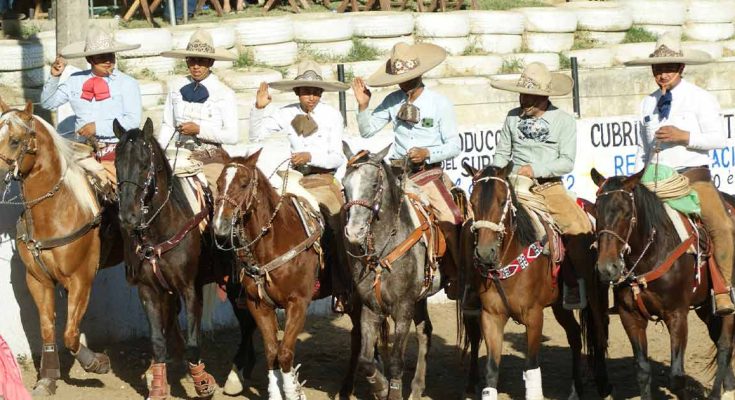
left=296, top=165, right=336, bottom=176
left=389, top=159, right=442, bottom=173
left=536, top=177, right=562, bottom=185
left=677, top=165, right=711, bottom=183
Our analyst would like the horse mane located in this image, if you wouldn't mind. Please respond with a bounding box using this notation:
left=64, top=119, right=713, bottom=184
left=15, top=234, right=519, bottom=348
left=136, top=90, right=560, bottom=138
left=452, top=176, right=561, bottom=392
left=476, top=166, right=537, bottom=246
left=603, top=177, right=676, bottom=245
left=0, top=112, right=98, bottom=214
left=229, top=156, right=280, bottom=207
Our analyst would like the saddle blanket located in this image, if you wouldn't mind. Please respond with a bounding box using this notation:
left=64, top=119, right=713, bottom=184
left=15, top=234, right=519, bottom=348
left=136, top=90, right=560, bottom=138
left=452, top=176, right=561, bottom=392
left=663, top=203, right=698, bottom=254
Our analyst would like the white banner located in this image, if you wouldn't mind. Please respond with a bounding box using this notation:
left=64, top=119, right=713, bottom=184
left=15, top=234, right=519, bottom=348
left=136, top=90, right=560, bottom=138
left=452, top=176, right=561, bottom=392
left=441, top=109, right=735, bottom=202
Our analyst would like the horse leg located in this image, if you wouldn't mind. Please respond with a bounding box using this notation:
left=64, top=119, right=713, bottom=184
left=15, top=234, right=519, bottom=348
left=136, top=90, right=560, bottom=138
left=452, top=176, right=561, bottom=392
left=339, top=298, right=362, bottom=399
left=386, top=304, right=414, bottom=400
left=619, top=308, right=652, bottom=399
left=464, top=312, right=481, bottom=398
left=65, top=274, right=110, bottom=374
left=360, top=307, right=389, bottom=400
left=279, top=297, right=309, bottom=400
left=139, top=285, right=170, bottom=400
left=224, top=282, right=257, bottom=396
left=523, top=308, right=544, bottom=400
left=410, top=299, right=432, bottom=399
left=695, top=307, right=735, bottom=399
left=551, top=303, right=582, bottom=399
left=26, top=273, right=60, bottom=396
left=182, top=284, right=216, bottom=397
left=480, top=309, right=508, bottom=399
left=246, top=300, right=283, bottom=400
left=662, top=312, right=690, bottom=399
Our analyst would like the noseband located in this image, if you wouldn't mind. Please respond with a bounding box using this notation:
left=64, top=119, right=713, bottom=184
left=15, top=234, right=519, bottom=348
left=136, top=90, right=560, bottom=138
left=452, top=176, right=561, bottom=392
left=470, top=175, right=516, bottom=268
left=342, top=155, right=389, bottom=260
left=117, top=139, right=169, bottom=231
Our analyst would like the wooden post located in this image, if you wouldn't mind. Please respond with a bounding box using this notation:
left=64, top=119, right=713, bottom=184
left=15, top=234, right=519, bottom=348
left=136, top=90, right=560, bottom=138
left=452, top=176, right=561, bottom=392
left=56, top=0, right=89, bottom=70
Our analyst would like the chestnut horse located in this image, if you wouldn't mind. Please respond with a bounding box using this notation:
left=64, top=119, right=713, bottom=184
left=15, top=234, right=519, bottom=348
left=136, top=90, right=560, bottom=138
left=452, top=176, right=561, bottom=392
left=592, top=168, right=735, bottom=399
left=461, top=163, right=611, bottom=399
left=0, top=102, right=123, bottom=395
left=212, top=150, right=362, bottom=400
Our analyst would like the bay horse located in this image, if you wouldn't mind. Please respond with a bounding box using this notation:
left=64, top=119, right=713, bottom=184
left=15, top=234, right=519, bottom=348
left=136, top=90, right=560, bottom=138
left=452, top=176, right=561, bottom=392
left=461, top=162, right=611, bottom=399
left=211, top=149, right=362, bottom=400
left=591, top=168, right=735, bottom=399
left=0, top=101, right=123, bottom=395
left=113, top=118, right=224, bottom=400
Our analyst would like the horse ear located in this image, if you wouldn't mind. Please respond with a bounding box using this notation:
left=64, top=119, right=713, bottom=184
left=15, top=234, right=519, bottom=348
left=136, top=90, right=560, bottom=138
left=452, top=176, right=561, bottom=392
left=342, top=141, right=354, bottom=160
left=500, top=161, right=514, bottom=177
left=591, top=168, right=606, bottom=187
left=375, top=144, right=391, bottom=160
left=143, top=118, right=154, bottom=136
left=112, top=119, right=125, bottom=139
left=462, top=160, right=477, bottom=177
left=0, top=97, right=9, bottom=113
left=23, top=101, right=32, bottom=115
left=624, top=168, right=644, bottom=189
left=245, top=148, right=262, bottom=166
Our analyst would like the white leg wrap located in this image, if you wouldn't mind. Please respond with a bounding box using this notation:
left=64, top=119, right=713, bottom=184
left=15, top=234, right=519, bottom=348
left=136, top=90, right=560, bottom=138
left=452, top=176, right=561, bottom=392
left=268, top=369, right=284, bottom=400
left=481, top=386, right=498, bottom=400
left=223, top=366, right=243, bottom=396
left=523, top=368, right=543, bottom=400
left=723, top=389, right=735, bottom=400
left=282, top=365, right=307, bottom=400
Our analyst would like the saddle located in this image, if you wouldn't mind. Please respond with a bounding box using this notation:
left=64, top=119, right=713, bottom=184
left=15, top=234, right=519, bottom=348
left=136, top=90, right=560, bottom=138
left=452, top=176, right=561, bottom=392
left=512, top=175, right=565, bottom=265
left=409, top=167, right=463, bottom=225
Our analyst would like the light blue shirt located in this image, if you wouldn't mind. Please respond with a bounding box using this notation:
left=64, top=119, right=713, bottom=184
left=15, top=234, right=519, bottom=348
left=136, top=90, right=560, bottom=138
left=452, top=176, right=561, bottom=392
left=357, top=88, right=460, bottom=164
left=40, top=69, right=142, bottom=143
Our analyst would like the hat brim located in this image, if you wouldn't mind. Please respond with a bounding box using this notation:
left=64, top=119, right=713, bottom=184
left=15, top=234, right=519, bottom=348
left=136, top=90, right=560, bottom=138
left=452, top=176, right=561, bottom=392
left=490, top=73, right=573, bottom=97
left=160, top=48, right=236, bottom=61
left=269, top=80, right=349, bottom=92
left=624, top=50, right=712, bottom=66
left=61, top=41, right=141, bottom=58
left=364, top=43, right=447, bottom=87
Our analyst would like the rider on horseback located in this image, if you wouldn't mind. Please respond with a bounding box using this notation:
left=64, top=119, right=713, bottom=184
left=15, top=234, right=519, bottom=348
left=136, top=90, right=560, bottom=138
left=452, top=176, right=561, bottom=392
left=489, top=62, right=593, bottom=310
left=625, top=32, right=735, bottom=315
left=351, top=42, right=464, bottom=300
left=40, top=26, right=142, bottom=192
left=249, top=60, right=352, bottom=313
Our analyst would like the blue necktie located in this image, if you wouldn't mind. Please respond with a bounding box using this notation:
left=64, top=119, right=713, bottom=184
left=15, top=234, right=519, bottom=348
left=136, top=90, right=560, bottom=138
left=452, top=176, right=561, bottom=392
left=657, top=91, right=672, bottom=120
left=180, top=81, right=209, bottom=103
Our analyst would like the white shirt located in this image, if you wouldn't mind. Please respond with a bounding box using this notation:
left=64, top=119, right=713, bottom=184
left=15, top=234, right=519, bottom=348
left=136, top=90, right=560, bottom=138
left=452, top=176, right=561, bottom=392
left=158, top=74, right=239, bottom=149
left=638, top=79, right=725, bottom=168
left=249, top=101, right=345, bottom=170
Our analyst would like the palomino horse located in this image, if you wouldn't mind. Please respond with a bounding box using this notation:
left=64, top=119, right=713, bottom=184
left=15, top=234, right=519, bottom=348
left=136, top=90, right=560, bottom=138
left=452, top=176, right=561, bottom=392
left=461, top=163, right=611, bottom=399
left=212, top=150, right=362, bottom=400
left=113, top=118, right=223, bottom=399
left=592, top=168, right=735, bottom=399
left=0, top=102, right=123, bottom=395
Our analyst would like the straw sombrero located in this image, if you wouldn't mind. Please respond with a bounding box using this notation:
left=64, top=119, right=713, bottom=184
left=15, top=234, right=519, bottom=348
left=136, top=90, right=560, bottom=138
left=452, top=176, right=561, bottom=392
left=491, top=62, right=573, bottom=97
left=365, top=42, right=447, bottom=88
left=624, top=32, right=711, bottom=66
left=269, top=60, right=349, bottom=92
left=160, top=29, right=236, bottom=61
left=61, top=27, right=140, bottom=58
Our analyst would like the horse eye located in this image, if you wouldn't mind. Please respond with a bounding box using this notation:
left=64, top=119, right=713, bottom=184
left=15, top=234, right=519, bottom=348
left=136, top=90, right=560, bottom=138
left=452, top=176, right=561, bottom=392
left=8, top=138, right=19, bottom=147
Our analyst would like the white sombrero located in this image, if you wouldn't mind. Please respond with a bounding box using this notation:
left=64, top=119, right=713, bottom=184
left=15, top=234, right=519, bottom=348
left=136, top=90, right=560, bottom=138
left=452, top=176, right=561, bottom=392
left=625, top=32, right=711, bottom=66
left=365, top=42, right=447, bottom=88
left=269, top=60, right=349, bottom=92
left=491, top=62, right=573, bottom=97
left=61, top=27, right=140, bottom=58
left=160, top=29, right=236, bottom=61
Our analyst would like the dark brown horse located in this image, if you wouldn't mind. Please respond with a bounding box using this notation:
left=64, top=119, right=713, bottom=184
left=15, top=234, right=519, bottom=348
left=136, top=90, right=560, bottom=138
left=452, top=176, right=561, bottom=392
left=461, top=163, right=611, bottom=399
left=0, top=102, right=123, bottom=395
left=592, top=168, right=735, bottom=399
left=212, top=150, right=362, bottom=400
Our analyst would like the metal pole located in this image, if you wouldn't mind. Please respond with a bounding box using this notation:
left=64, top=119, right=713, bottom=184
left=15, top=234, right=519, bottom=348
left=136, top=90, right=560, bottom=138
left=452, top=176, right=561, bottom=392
left=570, top=56, right=581, bottom=118
left=183, top=0, right=187, bottom=24
left=337, top=64, right=347, bottom=127
left=168, top=0, right=176, bottom=25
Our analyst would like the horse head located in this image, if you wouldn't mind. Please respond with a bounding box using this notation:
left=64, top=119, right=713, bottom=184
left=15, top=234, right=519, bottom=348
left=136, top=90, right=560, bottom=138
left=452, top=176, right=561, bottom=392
left=591, top=167, right=644, bottom=284
left=0, top=101, right=39, bottom=192
left=463, top=161, right=515, bottom=268
left=341, top=142, right=392, bottom=247
left=212, top=149, right=261, bottom=240
left=114, top=118, right=167, bottom=232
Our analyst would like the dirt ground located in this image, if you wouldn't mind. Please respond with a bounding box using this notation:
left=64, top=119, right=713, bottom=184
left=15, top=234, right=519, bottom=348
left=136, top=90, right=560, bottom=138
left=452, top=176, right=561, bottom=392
left=18, top=302, right=723, bottom=399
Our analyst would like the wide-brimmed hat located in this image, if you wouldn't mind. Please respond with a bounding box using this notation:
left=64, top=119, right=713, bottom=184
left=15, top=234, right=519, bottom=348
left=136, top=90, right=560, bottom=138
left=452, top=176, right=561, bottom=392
left=61, top=27, right=140, bottom=58
left=160, top=29, right=236, bottom=61
left=624, top=32, right=711, bottom=66
left=365, top=42, right=447, bottom=87
left=269, top=60, right=349, bottom=92
left=490, top=62, right=573, bottom=97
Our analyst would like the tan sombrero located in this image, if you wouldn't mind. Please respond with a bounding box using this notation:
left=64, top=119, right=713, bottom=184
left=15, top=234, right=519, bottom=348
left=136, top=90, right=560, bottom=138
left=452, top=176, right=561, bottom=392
left=624, top=32, right=711, bottom=66
left=491, top=62, right=573, bottom=97
left=160, top=29, right=236, bottom=61
left=365, top=42, right=447, bottom=88
left=269, top=60, right=349, bottom=92
left=61, top=27, right=140, bottom=58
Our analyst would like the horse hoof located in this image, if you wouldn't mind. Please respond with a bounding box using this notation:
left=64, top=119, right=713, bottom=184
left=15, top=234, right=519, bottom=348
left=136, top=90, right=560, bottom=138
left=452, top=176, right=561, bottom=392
left=189, top=362, right=217, bottom=397
left=87, top=352, right=111, bottom=374
left=32, top=378, right=57, bottom=396
left=74, top=345, right=111, bottom=374
left=223, top=367, right=244, bottom=396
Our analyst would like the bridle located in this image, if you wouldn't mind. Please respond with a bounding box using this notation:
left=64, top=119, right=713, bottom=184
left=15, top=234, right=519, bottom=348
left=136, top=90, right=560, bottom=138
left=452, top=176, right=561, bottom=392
left=469, top=175, right=517, bottom=268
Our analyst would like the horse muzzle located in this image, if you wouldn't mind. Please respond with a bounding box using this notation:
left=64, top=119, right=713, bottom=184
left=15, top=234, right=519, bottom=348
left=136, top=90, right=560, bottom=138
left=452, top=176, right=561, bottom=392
left=344, top=224, right=368, bottom=246
left=597, top=258, right=625, bottom=285
left=474, top=244, right=499, bottom=268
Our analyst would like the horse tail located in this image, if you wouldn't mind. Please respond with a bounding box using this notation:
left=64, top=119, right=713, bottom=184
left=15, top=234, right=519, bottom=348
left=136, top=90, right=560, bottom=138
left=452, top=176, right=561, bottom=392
left=378, top=319, right=390, bottom=356
left=580, top=268, right=610, bottom=373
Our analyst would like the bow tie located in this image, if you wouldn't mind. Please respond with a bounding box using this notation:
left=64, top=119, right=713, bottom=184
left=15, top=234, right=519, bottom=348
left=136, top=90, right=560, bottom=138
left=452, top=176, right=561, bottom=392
left=657, top=91, right=672, bottom=120
left=180, top=81, right=209, bottom=103
left=80, top=76, right=110, bottom=102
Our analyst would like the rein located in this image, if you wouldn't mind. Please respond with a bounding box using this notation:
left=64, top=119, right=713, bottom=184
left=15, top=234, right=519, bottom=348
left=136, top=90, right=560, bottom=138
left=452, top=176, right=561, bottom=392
left=469, top=175, right=517, bottom=269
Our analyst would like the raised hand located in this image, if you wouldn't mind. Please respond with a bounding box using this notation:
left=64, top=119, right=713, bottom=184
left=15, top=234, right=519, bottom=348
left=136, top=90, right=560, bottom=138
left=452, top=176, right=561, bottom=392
left=255, top=82, right=272, bottom=109
left=352, top=77, right=371, bottom=111
left=50, top=56, right=67, bottom=77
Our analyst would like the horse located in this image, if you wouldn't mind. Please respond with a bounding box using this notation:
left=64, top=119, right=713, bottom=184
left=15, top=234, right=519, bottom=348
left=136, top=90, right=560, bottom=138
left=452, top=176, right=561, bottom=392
left=591, top=168, right=735, bottom=399
left=460, top=162, right=612, bottom=399
left=0, top=101, right=123, bottom=395
left=113, top=118, right=228, bottom=399
left=211, top=149, right=363, bottom=400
